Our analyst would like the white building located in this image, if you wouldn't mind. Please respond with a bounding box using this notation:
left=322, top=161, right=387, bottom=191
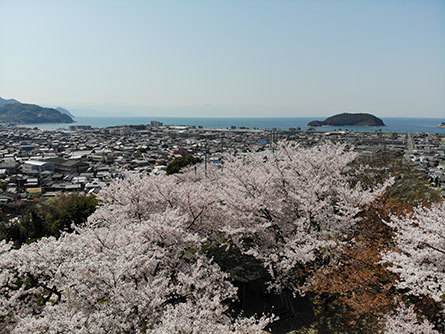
left=22, top=160, right=54, bottom=174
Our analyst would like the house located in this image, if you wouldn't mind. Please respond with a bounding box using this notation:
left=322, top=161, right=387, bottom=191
left=20, top=144, right=34, bottom=152
left=22, top=160, right=54, bottom=174
left=0, top=162, right=20, bottom=175
left=169, top=147, right=190, bottom=158
left=26, top=188, right=43, bottom=198
left=46, top=158, right=89, bottom=174
left=0, top=192, right=18, bottom=205
left=24, top=177, right=39, bottom=187
left=150, top=120, right=163, bottom=128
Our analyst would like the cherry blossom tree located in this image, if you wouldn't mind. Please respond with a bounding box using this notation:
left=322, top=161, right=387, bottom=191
left=383, top=304, right=439, bottom=334
left=83, top=142, right=393, bottom=302
left=0, top=142, right=393, bottom=332
left=382, top=201, right=445, bottom=303
left=0, top=208, right=270, bottom=333
left=94, top=168, right=215, bottom=232
left=210, top=142, right=391, bottom=292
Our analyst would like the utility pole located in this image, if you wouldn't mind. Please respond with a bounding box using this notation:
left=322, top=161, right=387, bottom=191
left=221, top=132, right=224, bottom=153
left=271, top=130, right=276, bottom=153
left=204, top=138, right=208, bottom=177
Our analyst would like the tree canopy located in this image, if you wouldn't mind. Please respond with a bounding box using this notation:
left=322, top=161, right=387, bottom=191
left=0, top=142, right=443, bottom=333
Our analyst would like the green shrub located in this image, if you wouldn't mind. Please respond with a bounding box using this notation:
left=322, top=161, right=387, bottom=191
left=166, top=156, right=202, bottom=175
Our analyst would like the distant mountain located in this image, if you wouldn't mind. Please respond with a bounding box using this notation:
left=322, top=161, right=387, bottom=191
left=308, top=113, right=385, bottom=127
left=55, top=107, right=75, bottom=118
left=0, top=103, right=74, bottom=124
left=0, top=97, right=21, bottom=106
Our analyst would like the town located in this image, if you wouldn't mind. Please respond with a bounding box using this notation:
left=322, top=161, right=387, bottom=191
left=0, top=121, right=444, bottom=205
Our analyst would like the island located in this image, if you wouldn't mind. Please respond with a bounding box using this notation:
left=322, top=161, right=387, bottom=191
left=0, top=103, right=74, bottom=124
left=437, top=122, right=445, bottom=128
left=308, top=113, right=385, bottom=127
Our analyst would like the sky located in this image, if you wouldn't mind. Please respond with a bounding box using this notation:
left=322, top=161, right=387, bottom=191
left=0, top=0, right=444, bottom=118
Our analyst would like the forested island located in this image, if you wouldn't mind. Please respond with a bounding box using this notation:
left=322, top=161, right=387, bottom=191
left=308, top=113, right=385, bottom=127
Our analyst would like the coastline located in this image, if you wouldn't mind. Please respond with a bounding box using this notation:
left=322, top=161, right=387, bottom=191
left=12, top=116, right=445, bottom=134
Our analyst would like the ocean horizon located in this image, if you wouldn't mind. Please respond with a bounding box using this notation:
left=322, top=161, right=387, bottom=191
left=21, top=116, right=445, bottom=134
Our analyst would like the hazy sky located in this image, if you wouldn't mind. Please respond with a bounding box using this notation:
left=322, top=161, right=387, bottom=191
left=1, top=0, right=444, bottom=117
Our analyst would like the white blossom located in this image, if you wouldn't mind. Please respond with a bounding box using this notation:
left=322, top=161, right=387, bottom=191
left=0, top=142, right=394, bottom=332
left=382, top=201, right=445, bottom=302
left=210, top=142, right=391, bottom=291
left=383, top=304, right=439, bottom=334
left=0, top=210, right=269, bottom=333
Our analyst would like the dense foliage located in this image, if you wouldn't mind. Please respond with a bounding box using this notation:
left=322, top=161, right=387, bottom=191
left=166, top=155, right=201, bottom=175
left=0, top=193, right=98, bottom=247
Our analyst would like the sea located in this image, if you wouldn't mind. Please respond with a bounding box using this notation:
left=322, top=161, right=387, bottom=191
left=21, top=117, right=445, bottom=134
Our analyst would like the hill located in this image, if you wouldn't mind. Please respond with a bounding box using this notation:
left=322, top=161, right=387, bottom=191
left=0, top=97, right=21, bottom=106
left=55, top=107, right=75, bottom=118
left=308, top=113, right=385, bottom=127
left=0, top=103, right=74, bottom=124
